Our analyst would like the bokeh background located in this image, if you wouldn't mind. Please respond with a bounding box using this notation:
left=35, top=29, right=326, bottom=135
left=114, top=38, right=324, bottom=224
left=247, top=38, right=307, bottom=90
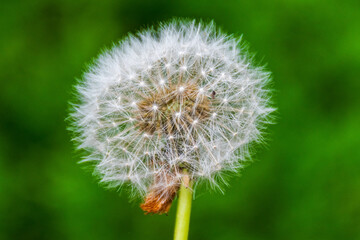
left=1, top=0, right=360, bottom=239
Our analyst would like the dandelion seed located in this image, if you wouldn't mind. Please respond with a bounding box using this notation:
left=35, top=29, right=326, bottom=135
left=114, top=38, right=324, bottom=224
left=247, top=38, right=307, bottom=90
left=180, top=65, right=187, bottom=71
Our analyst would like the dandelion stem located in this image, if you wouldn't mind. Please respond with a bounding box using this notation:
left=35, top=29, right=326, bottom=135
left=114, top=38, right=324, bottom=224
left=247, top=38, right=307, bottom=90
left=174, top=172, right=193, bottom=240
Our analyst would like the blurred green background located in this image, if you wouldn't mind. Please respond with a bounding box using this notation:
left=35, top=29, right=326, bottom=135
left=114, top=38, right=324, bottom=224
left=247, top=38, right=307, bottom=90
left=1, top=0, right=360, bottom=239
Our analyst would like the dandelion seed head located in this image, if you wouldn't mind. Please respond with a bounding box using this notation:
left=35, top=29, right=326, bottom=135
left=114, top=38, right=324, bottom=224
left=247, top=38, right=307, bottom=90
left=70, top=20, right=275, bottom=213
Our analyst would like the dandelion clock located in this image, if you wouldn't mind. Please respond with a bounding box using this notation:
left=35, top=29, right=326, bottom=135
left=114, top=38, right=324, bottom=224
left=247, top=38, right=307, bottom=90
left=69, top=20, right=275, bottom=240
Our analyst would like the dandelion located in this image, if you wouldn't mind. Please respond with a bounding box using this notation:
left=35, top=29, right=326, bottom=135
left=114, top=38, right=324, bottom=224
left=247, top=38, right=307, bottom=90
left=70, top=20, right=274, bottom=240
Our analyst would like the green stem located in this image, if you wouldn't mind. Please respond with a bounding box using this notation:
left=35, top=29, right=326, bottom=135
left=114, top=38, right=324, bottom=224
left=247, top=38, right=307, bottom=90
left=173, top=174, right=193, bottom=240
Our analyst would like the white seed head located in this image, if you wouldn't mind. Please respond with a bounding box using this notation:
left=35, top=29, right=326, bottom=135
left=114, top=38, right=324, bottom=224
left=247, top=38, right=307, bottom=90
left=70, top=20, right=275, bottom=208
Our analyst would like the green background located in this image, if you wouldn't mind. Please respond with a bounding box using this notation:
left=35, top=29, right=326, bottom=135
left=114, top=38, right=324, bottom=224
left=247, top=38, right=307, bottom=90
left=1, top=0, right=359, bottom=239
